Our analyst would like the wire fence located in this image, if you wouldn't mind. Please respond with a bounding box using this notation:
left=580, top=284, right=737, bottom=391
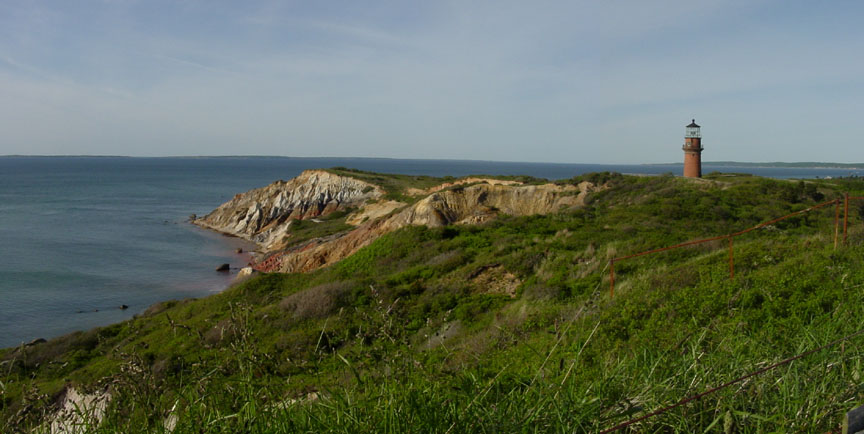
left=599, top=325, right=864, bottom=433
left=600, top=192, right=864, bottom=431
left=608, top=194, right=862, bottom=298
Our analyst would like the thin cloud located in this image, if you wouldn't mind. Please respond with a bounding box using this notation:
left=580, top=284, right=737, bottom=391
left=0, top=0, right=862, bottom=163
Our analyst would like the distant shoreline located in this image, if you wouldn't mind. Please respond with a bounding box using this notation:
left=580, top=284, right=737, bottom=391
left=2, top=155, right=863, bottom=170
left=651, top=161, right=864, bottom=169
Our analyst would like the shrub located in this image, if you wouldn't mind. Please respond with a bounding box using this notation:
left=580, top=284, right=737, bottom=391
left=522, top=284, right=560, bottom=300
left=203, top=318, right=237, bottom=347
left=279, top=281, right=354, bottom=321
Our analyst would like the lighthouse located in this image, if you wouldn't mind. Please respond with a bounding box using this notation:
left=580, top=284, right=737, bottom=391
left=682, top=119, right=703, bottom=178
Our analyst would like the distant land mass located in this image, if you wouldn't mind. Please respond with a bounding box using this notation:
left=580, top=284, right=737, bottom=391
left=3, top=156, right=864, bottom=170
left=655, top=161, right=864, bottom=169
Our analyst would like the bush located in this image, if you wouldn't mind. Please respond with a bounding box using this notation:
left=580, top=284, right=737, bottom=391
left=280, top=281, right=354, bottom=321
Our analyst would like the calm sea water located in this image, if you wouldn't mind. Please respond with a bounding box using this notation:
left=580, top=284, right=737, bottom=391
left=1, top=156, right=860, bottom=348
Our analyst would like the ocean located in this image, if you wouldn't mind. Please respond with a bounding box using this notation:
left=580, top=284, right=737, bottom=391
left=1, top=156, right=860, bottom=348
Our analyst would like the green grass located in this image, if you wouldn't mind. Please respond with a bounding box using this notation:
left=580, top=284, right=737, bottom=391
left=278, top=209, right=355, bottom=248
left=5, top=173, right=864, bottom=432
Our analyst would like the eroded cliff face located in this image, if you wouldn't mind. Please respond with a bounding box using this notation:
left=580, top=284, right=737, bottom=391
left=261, top=181, right=601, bottom=273
left=388, top=183, right=589, bottom=228
left=197, top=169, right=603, bottom=274
left=193, top=170, right=383, bottom=248
left=403, top=177, right=522, bottom=196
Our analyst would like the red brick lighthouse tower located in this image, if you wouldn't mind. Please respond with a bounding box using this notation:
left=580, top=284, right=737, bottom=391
left=682, top=119, right=703, bottom=178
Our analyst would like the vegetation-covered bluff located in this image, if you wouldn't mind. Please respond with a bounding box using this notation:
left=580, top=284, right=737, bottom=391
left=4, top=169, right=864, bottom=433
left=194, top=168, right=601, bottom=273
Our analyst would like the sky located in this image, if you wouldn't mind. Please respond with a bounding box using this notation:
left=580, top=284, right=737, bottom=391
left=1, top=0, right=863, bottom=163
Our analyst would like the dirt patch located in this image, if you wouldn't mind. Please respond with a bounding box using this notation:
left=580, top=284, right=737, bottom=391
left=470, top=265, right=521, bottom=298
left=345, top=200, right=406, bottom=225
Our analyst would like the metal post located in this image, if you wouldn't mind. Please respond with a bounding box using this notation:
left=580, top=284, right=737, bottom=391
left=728, top=236, right=734, bottom=280
left=845, top=192, right=850, bottom=244
left=835, top=199, right=841, bottom=249
left=609, top=260, right=615, bottom=298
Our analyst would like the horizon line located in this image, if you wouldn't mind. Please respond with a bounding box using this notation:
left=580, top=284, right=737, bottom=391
left=2, top=155, right=863, bottom=168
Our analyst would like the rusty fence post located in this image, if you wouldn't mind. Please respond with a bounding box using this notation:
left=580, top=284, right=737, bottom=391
left=609, top=260, right=615, bottom=298
left=835, top=199, right=841, bottom=249
left=845, top=192, right=850, bottom=244
left=728, top=236, right=734, bottom=280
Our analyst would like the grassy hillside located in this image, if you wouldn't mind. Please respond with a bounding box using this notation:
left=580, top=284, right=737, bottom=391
left=4, top=172, right=864, bottom=432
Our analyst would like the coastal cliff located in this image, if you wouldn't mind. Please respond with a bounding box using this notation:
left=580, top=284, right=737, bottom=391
left=193, top=169, right=383, bottom=249
left=267, top=181, right=600, bottom=273
left=196, top=169, right=603, bottom=273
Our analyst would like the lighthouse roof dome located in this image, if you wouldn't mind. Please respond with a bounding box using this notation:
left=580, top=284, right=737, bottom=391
left=686, top=119, right=700, bottom=128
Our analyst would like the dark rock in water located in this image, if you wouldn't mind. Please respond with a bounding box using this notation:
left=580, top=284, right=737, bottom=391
left=119, top=304, right=129, bottom=310
left=188, top=214, right=197, bottom=221
left=26, top=338, right=46, bottom=346
left=216, top=263, right=230, bottom=272
left=235, top=248, right=243, bottom=254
